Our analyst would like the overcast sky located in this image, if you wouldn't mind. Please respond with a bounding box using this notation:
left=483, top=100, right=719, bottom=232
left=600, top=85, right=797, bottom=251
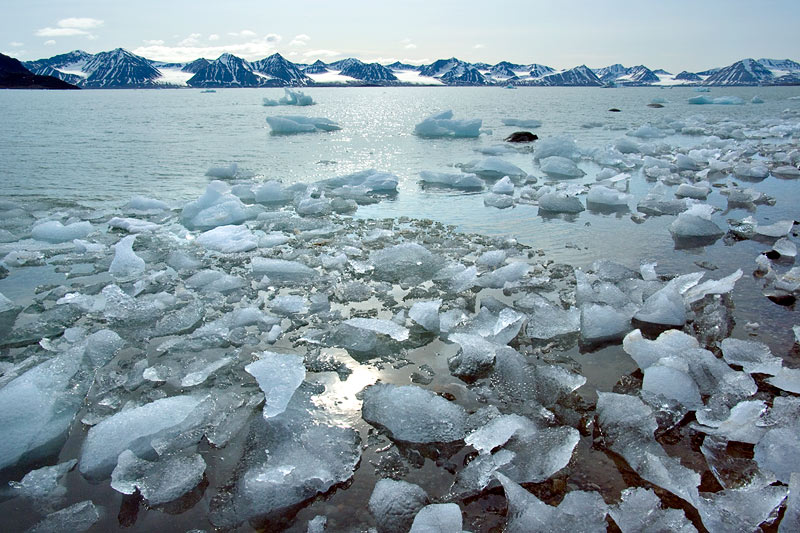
left=3, top=0, right=799, bottom=72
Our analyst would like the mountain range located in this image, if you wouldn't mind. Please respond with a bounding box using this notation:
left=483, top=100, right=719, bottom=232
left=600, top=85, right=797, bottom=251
left=14, top=48, right=800, bottom=89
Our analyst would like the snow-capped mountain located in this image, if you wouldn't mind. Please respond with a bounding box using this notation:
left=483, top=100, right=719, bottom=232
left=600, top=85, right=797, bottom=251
left=440, top=64, right=487, bottom=85
left=187, top=53, right=272, bottom=87
left=594, top=64, right=659, bottom=85
left=675, top=70, right=702, bottom=81
left=532, top=65, right=603, bottom=87
left=251, top=53, right=309, bottom=85
left=19, top=49, right=800, bottom=88
left=81, top=48, right=162, bottom=88
left=595, top=64, right=629, bottom=83
left=181, top=59, right=210, bottom=73
left=527, top=64, right=555, bottom=78
left=1, top=52, right=80, bottom=89
left=703, top=58, right=774, bottom=86
left=386, top=61, right=418, bottom=71
left=304, top=60, right=329, bottom=74
left=337, top=59, right=397, bottom=82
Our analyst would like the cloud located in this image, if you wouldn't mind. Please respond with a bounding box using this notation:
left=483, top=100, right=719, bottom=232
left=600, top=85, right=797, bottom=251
left=36, top=17, right=103, bottom=38
left=208, top=34, right=219, bottom=41
left=133, top=35, right=284, bottom=63
left=44, top=40, right=56, bottom=46
left=57, top=17, right=103, bottom=29
left=404, top=43, right=417, bottom=49
left=265, top=33, right=281, bottom=43
left=229, top=29, right=256, bottom=38
left=143, top=39, right=164, bottom=45
left=36, top=27, right=89, bottom=37
left=473, top=44, right=485, bottom=49
left=302, top=49, right=341, bottom=59
left=290, top=34, right=310, bottom=46
left=10, top=41, right=24, bottom=47
left=178, top=33, right=202, bottom=46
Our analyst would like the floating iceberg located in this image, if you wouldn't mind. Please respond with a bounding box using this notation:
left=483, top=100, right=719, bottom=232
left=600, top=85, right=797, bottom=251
left=205, top=162, right=239, bottom=179
left=419, top=170, right=484, bottom=190
left=111, top=450, right=206, bottom=505
left=539, top=156, right=585, bottom=178
left=413, top=110, right=482, bottom=138
left=462, top=156, right=526, bottom=179
left=669, top=203, right=724, bottom=239
left=538, top=191, right=585, bottom=214
left=266, top=115, right=341, bottom=133
left=109, top=235, right=146, bottom=278
left=31, top=220, right=92, bottom=243
left=196, top=224, right=259, bottom=253
left=263, top=88, right=314, bottom=106
left=181, top=181, right=261, bottom=230
left=688, top=95, right=745, bottom=105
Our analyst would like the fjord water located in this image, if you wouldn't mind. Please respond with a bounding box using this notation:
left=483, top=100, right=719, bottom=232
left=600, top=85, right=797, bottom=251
left=1, top=86, right=800, bottom=531
left=2, top=86, right=798, bottom=332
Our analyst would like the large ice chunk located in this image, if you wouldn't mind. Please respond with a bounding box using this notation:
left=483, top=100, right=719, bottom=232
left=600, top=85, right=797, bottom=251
left=362, top=384, right=467, bottom=443
left=266, top=115, right=341, bottom=133
left=419, top=171, right=484, bottom=190
left=539, top=156, right=585, bottom=178
left=196, top=224, right=258, bottom=253
left=633, top=285, right=686, bottom=327
left=413, top=110, right=481, bottom=138
left=0, top=351, right=85, bottom=471
left=533, top=136, right=580, bottom=161
left=538, top=191, right=585, bottom=214
left=409, top=504, right=463, bottom=533
left=371, top=243, right=442, bottom=283
left=580, top=304, right=632, bottom=344
left=463, top=157, right=526, bottom=179
left=669, top=203, right=724, bottom=238
left=369, top=479, right=429, bottom=533
left=720, top=338, right=782, bottom=375
left=245, top=352, right=305, bottom=418
left=108, top=216, right=160, bottom=233
left=31, top=220, right=92, bottom=243
left=181, top=181, right=260, bottom=230
left=448, top=333, right=499, bottom=382
left=79, top=394, right=207, bottom=479
left=111, top=450, right=206, bottom=505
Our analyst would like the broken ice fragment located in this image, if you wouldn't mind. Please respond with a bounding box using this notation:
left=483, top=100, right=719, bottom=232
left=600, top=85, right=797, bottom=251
left=245, top=352, right=305, bottom=418
left=371, top=243, right=442, bottom=283
left=196, top=224, right=258, bottom=253
left=8, top=459, right=76, bottom=511
left=109, top=235, right=146, bottom=278
left=250, top=257, right=317, bottom=282
left=692, top=400, right=767, bottom=444
left=409, top=299, right=441, bottom=332
left=497, top=473, right=608, bottom=533
left=79, top=394, right=207, bottom=479
left=720, top=338, right=782, bottom=375
left=111, top=450, right=206, bottom=505
left=609, top=487, right=697, bottom=533
left=362, top=384, right=466, bottom=443
left=580, top=304, right=632, bottom=344
left=26, top=500, right=100, bottom=533
left=448, top=333, right=498, bottom=382
left=540, top=156, right=585, bottom=178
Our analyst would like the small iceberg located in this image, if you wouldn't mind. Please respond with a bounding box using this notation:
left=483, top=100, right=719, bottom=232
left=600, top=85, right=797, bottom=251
left=266, top=115, right=341, bottom=134
left=688, top=95, right=745, bottom=105
left=413, top=110, right=482, bottom=138
left=263, top=88, right=314, bottom=107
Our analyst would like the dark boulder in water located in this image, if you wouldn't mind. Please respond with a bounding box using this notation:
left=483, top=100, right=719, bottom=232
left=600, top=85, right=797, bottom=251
left=608, top=108, right=622, bottom=112
left=647, top=103, right=665, bottom=108
left=504, top=131, right=538, bottom=143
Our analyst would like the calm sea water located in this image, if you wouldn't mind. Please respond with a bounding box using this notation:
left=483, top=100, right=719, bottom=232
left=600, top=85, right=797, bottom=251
left=1, top=86, right=799, bottom=531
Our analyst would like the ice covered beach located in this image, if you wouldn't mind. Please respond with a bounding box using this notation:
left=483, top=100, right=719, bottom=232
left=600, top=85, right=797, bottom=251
left=1, top=86, right=800, bottom=531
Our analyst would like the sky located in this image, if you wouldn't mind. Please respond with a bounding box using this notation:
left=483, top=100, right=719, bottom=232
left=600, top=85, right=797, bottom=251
left=2, top=0, right=800, bottom=72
